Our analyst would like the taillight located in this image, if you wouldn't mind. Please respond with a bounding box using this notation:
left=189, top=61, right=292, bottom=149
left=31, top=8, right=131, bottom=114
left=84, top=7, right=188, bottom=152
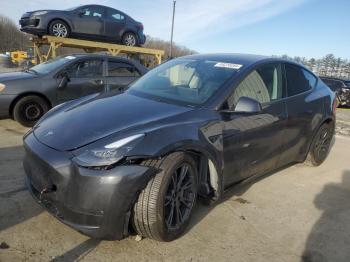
left=332, top=97, right=337, bottom=116
left=138, top=23, right=144, bottom=30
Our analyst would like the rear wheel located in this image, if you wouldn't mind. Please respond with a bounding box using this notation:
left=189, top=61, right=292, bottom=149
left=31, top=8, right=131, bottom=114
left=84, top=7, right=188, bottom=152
left=122, top=32, right=138, bottom=46
left=13, top=96, right=49, bottom=127
left=49, top=20, right=70, bottom=38
left=305, top=123, right=334, bottom=166
left=132, top=152, right=198, bottom=241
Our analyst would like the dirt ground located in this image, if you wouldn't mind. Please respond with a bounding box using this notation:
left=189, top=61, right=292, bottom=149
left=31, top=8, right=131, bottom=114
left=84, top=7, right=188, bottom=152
left=0, top=109, right=350, bottom=262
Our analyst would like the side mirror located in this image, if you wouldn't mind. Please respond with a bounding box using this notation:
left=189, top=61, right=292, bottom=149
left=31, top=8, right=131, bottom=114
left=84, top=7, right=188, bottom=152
left=58, top=75, right=69, bottom=89
left=234, top=96, right=262, bottom=113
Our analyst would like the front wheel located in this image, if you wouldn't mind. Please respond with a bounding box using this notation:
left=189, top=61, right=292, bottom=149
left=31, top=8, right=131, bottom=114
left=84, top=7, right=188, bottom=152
left=13, top=96, right=49, bottom=127
left=49, top=20, right=70, bottom=38
left=132, top=152, right=198, bottom=241
left=305, top=123, right=334, bottom=166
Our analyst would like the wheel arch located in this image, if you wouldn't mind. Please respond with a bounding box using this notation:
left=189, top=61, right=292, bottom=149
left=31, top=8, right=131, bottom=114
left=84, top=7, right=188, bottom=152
left=303, top=116, right=335, bottom=161
left=9, top=92, right=52, bottom=119
left=47, top=18, right=72, bottom=34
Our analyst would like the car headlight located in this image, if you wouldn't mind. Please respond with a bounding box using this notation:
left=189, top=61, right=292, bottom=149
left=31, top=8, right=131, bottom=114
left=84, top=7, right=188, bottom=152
left=72, top=134, right=145, bottom=168
left=341, top=88, right=350, bottom=93
left=0, top=83, right=5, bottom=92
left=33, top=11, right=48, bottom=16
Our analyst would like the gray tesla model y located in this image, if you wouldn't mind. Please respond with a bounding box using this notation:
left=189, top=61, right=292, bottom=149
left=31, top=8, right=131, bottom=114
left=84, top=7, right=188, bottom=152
left=23, top=54, right=336, bottom=241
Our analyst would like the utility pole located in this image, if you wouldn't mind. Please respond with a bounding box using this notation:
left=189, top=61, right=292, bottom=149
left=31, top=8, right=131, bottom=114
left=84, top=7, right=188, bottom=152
left=169, top=0, right=176, bottom=58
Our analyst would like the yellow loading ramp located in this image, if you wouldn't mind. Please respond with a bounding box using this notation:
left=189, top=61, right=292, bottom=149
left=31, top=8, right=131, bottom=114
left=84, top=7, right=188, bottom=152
left=31, top=35, right=164, bottom=66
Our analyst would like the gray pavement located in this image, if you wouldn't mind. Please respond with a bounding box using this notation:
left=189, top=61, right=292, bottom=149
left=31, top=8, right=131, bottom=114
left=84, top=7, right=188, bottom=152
left=0, top=113, right=349, bottom=262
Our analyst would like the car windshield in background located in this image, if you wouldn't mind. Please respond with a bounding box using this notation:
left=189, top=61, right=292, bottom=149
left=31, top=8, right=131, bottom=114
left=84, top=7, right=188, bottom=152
left=65, top=6, right=80, bottom=11
left=128, top=59, right=237, bottom=105
left=30, top=56, right=75, bottom=74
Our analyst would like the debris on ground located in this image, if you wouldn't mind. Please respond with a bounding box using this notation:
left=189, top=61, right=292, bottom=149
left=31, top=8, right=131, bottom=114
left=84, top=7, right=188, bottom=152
left=0, top=241, right=10, bottom=249
left=234, top=198, right=251, bottom=204
left=135, top=235, right=143, bottom=242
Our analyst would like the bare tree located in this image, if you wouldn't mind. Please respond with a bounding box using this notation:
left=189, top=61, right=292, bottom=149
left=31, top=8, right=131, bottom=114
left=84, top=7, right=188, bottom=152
left=0, top=15, right=30, bottom=53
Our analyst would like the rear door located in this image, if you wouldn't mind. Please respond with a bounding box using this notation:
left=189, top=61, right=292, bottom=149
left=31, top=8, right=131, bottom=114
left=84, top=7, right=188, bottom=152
left=73, top=5, right=105, bottom=36
left=106, top=59, right=141, bottom=92
left=222, top=63, right=288, bottom=187
left=104, top=8, right=126, bottom=40
left=57, top=58, right=106, bottom=103
left=278, top=63, right=322, bottom=166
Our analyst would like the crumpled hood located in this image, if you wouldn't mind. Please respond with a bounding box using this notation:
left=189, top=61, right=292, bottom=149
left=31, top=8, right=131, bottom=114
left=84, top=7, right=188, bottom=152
left=34, top=92, right=193, bottom=151
left=0, top=71, right=37, bottom=82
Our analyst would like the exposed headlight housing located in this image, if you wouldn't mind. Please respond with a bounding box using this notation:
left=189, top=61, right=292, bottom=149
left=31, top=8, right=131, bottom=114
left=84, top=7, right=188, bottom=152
left=0, top=83, right=5, bottom=92
left=33, top=11, right=48, bottom=16
left=73, top=134, right=145, bottom=168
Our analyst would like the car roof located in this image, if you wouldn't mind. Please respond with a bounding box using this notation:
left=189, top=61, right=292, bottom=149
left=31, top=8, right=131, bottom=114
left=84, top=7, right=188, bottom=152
left=182, top=53, right=289, bottom=67
left=57, top=53, right=148, bottom=72
left=62, top=53, right=134, bottom=62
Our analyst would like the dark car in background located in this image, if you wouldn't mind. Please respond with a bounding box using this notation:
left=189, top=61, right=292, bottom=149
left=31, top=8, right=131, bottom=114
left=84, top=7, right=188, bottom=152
left=19, top=5, right=146, bottom=46
left=0, top=54, right=147, bottom=126
left=23, top=54, right=336, bottom=242
left=320, top=77, right=350, bottom=107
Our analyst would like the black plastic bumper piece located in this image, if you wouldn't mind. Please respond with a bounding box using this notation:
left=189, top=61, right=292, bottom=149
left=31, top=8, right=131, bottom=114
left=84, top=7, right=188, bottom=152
left=23, top=132, right=154, bottom=240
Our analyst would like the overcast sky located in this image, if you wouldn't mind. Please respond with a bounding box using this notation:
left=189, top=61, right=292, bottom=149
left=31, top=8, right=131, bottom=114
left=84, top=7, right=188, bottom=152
left=1, top=0, right=349, bottom=59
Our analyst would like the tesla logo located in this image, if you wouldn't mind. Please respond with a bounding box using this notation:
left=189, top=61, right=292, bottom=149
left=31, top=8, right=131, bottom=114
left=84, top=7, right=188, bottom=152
left=44, top=131, right=54, bottom=137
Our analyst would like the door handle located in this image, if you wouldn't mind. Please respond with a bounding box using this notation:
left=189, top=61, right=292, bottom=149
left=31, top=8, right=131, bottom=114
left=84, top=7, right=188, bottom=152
left=95, top=79, right=104, bottom=85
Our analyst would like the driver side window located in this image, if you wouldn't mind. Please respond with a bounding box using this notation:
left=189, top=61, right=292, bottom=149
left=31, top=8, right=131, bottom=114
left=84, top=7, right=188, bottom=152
left=67, top=60, right=103, bottom=78
left=81, top=6, right=104, bottom=17
left=227, top=63, right=284, bottom=109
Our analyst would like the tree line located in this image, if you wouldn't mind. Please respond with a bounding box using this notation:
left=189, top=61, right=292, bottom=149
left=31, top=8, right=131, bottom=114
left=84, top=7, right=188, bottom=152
left=0, top=15, right=30, bottom=53
left=280, top=54, right=350, bottom=80
left=0, top=13, right=348, bottom=79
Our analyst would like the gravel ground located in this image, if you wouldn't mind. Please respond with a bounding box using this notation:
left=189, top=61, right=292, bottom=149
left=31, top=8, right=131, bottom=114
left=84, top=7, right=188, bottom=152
left=336, top=108, right=350, bottom=136
left=0, top=111, right=349, bottom=261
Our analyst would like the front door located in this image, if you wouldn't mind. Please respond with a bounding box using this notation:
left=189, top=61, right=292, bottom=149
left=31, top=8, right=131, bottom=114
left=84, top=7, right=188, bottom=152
left=222, top=63, right=288, bottom=187
left=57, top=59, right=105, bottom=103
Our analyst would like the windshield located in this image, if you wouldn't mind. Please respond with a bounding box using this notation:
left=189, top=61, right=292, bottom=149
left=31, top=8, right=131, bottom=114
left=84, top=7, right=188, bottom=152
left=128, top=59, right=237, bottom=105
left=65, top=6, right=81, bottom=11
left=30, top=56, right=76, bottom=74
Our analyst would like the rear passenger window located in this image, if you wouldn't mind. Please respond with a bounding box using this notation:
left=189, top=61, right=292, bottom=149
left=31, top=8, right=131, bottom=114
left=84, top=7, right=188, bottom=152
left=107, top=9, right=125, bottom=20
left=285, top=64, right=316, bottom=96
left=108, top=62, right=140, bottom=77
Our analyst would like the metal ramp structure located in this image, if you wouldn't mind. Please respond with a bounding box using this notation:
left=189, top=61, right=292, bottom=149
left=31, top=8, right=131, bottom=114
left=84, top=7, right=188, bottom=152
left=31, top=35, right=165, bottom=67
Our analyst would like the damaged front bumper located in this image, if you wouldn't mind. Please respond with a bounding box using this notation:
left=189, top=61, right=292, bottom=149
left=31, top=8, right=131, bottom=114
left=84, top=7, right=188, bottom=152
left=23, top=132, right=154, bottom=240
left=337, top=89, right=350, bottom=107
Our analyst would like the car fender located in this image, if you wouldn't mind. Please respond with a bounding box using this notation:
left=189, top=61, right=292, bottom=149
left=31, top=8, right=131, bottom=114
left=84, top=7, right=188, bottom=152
left=125, top=121, right=225, bottom=199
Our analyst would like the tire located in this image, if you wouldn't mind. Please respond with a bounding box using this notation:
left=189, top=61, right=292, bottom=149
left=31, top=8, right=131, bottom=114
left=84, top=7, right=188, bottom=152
left=122, top=32, right=138, bottom=46
left=305, top=123, right=334, bottom=166
left=48, top=20, right=70, bottom=38
left=132, top=152, right=198, bottom=241
left=13, top=96, right=49, bottom=127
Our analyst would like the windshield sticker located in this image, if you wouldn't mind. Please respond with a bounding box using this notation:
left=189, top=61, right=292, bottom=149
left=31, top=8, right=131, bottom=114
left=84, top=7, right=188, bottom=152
left=214, top=62, right=242, bottom=69
left=65, top=56, right=76, bottom=60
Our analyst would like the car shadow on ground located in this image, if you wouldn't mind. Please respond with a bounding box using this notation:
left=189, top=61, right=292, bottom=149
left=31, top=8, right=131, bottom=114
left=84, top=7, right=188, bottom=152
left=51, top=239, right=101, bottom=262
left=302, top=169, right=350, bottom=262
left=0, top=146, right=43, bottom=232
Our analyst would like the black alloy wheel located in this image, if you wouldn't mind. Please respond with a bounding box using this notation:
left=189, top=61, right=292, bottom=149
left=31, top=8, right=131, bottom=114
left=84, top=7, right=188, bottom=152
left=164, top=163, right=196, bottom=230
left=306, top=123, right=333, bottom=166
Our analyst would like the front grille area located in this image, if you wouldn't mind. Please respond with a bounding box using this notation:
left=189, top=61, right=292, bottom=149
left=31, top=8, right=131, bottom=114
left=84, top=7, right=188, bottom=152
left=20, top=18, right=39, bottom=27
